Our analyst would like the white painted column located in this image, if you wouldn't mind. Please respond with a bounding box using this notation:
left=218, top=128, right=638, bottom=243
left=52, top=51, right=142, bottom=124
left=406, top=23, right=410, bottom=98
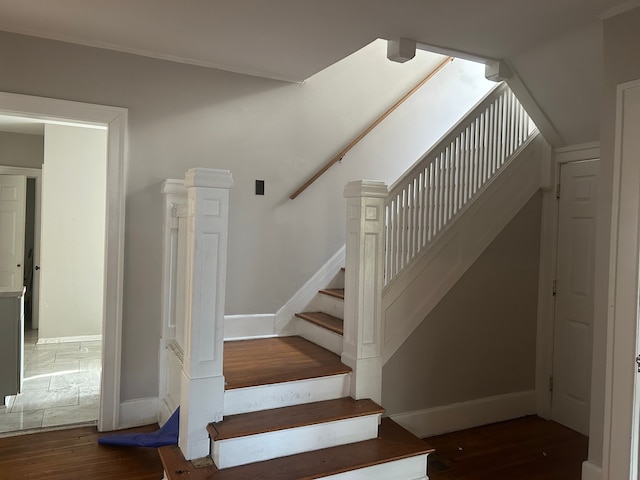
left=179, top=168, right=233, bottom=460
left=342, top=180, right=388, bottom=404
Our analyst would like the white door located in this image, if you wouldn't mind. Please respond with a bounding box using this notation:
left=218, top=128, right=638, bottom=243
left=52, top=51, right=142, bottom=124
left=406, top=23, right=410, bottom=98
left=551, top=159, right=599, bottom=435
left=0, top=175, right=26, bottom=293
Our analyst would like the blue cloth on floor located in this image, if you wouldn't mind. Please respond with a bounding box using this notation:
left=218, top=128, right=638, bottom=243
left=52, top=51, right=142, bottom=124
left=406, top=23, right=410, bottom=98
left=98, top=407, right=179, bottom=448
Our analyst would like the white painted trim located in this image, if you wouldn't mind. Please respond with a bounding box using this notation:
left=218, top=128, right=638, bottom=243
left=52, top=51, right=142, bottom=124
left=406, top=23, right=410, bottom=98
left=319, top=454, right=428, bottom=480
left=581, top=461, right=603, bottom=480
left=602, top=78, right=640, bottom=480
left=118, top=397, right=160, bottom=429
left=599, top=0, right=640, bottom=19
left=37, top=335, right=102, bottom=344
left=275, top=245, right=345, bottom=335
left=224, top=373, right=351, bottom=416
left=390, top=390, right=537, bottom=438
left=0, top=92, right=127, bottom=433
left=224, top=314, right=276, bottom=340
left=554, top=142, right=600, bottom=164
left=213, top=414, right=380, bottom=469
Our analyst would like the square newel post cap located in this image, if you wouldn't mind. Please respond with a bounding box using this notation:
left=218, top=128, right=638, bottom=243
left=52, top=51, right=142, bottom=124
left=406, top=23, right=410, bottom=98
left=344, top=180, right=388, bottom=199
left=185, top=168, right=234, bottom=189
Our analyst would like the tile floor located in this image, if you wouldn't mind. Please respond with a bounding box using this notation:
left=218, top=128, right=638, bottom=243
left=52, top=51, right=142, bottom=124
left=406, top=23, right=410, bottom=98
left=0, top=327, right=101, bottom=434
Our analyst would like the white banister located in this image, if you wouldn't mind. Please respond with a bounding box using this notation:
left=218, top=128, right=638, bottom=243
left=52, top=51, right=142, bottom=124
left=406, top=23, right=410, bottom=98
left=343, top=180, right=388, bottom=404
left=384, top=83, right=534, bottom=285
left=179, top=168, right=233, bottom=460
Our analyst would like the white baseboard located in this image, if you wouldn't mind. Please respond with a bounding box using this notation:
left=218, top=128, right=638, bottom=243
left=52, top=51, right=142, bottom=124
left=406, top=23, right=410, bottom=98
left=224, top=314, right=276, bottom=340
left=275, top=246, right=345, bottom=335
left=118, top=397, right=159, bottom=429
left=581, top=461, right=602, bottom=480
left=37, top=334, right=102, bottom=344
left=390, top=390, right=537, bottom=438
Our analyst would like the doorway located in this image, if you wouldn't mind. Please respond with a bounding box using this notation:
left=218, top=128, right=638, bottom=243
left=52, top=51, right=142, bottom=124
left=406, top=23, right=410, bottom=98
left=551, top=158, right=599, bottom=436
left=0, top=121, right=107, bottom=433
left=0, top=92, right=127, bottom=432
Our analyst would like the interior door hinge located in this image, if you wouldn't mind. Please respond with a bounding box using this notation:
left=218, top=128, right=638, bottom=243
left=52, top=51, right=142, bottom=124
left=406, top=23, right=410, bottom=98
left=556, top=183, right=561, bottom=199
left=636, top=355, right=640, bottom=373
left=552, top=280, right=557, bottom=296
left=549, top=376, right=554, bottom=392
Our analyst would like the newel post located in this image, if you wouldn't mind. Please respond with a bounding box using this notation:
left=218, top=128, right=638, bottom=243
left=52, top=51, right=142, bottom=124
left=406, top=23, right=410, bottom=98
left=342, top=180, right=388, bottom=404
left=179, top=168, right=233, bottom=460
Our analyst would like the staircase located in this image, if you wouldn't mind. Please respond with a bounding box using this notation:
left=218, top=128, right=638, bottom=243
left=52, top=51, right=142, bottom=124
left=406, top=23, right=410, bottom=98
left=159, top=81, right=542, bottom=478
left=160, top=268, right=432, bottom=479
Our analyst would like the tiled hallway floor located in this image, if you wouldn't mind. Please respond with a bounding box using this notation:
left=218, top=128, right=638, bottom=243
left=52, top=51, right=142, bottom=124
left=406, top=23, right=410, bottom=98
left=0, top=327, right=101, bottom=434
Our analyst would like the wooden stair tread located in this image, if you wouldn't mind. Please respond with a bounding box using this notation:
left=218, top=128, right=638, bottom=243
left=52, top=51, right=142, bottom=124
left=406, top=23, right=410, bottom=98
left=295, top=311, right=344, bottom=335
left=224, top=336, right=351, bottom=390
left=319, top=288, right=344, bottom=299
left=159, top=418, right=434, bottom=480
left=209, top=397, right=384, bottom=440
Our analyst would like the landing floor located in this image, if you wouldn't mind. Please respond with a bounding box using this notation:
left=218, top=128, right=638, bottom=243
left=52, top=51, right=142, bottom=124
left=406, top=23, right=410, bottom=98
left=223, top=336, right=350, bottom=389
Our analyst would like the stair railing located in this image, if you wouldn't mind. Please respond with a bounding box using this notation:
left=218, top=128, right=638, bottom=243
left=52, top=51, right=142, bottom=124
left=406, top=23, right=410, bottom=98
left=384, top=82, right=534, bottom=285
left=290, top=56, right=453, bottom=200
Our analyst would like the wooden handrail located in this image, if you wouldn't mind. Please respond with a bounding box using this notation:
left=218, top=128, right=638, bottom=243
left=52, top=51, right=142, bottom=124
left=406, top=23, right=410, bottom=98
left=289, top=56, right=454, bottom=200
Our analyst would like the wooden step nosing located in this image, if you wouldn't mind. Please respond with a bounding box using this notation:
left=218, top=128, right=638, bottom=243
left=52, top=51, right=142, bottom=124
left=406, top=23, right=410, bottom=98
left=319, top=288, right=345, bottom=300
left=295, top=312, right=344, bottom=335
left=211, top=398, right=384, bottom=440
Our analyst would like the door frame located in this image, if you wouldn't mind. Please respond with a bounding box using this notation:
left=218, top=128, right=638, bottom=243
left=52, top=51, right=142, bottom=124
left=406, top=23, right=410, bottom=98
left=535, top=142, right=600, bottom=420
left=0, top=92, right=127, bottom=432
left=0, top=167, right=41, bottom=329
left=603, top=78, right=640, bottom=479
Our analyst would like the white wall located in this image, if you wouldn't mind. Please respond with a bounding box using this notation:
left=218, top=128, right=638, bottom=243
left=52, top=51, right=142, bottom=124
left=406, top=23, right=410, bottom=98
left=38, top=124, right=107, bottom=340
left=0, top=30, right=492, bottom=402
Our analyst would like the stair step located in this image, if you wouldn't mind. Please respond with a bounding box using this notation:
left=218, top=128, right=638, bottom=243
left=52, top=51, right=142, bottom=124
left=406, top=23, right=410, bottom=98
left=159, top=417, right=434, bottom=480
left=295, top=311, right=344, bottom=335
left=319, top=288, right=345, bottom=299
left=223, top=336, right=351, bottom=415
left=224, top=336, right=350, bottom=389
left=209, top=398, right=384, bottom=468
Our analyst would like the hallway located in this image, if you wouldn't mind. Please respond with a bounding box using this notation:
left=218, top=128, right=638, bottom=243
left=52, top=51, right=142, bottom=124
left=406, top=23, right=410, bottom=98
left=0, top=326, right=101, bottom=434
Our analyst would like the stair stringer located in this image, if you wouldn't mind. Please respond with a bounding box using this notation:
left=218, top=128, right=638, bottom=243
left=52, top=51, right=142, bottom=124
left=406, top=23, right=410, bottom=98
left=382, top=133, right=547, bottom=364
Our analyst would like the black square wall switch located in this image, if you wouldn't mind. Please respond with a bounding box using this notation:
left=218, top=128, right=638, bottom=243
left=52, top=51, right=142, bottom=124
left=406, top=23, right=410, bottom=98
left=255, top=180, right=265, bottom=195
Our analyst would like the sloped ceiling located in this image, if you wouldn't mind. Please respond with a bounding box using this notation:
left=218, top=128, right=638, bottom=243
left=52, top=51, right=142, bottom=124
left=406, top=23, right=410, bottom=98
left=0, top=0, right=632, bottom=145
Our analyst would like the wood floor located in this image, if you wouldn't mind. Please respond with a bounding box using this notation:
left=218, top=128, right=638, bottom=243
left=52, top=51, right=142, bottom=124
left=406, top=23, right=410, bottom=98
left=0, top=415, right=587, bottom=480
left=0, top=424, right=165, bottom=479
left=425, top=415, right=588, bottom=480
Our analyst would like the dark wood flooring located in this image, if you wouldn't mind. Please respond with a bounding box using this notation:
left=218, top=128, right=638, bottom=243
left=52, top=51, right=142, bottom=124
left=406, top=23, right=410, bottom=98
left=0, top=424, right=164, bottom=479
left=425, top=415, right=588, bottom=480
left=0, top=415, right=587, bottom=480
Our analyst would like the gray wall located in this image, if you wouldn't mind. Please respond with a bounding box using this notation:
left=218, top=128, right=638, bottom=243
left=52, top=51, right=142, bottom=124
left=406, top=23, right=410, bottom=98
left=0, top=31, right=488, bottom=403
left=383, top=192, right=541, bottom=414
left=0, top=131, right=43, bottom=168
left=589, top=6, right=640, bottom=469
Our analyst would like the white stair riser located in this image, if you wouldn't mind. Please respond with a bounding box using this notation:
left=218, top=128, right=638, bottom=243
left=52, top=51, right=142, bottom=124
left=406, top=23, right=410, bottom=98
left=319, top=454, right=429, bottom=480
left=212, top=414, right=381, bottom=469
left=224, top=374, right=350, bottom=415
left=297, top=318, right=343, bottom=355
left=309, top=293, right=344, bottom=320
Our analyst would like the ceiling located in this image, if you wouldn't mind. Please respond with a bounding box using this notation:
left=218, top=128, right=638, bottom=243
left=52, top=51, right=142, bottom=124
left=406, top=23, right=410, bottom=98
left=0, top=0, right=634, bottom=145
